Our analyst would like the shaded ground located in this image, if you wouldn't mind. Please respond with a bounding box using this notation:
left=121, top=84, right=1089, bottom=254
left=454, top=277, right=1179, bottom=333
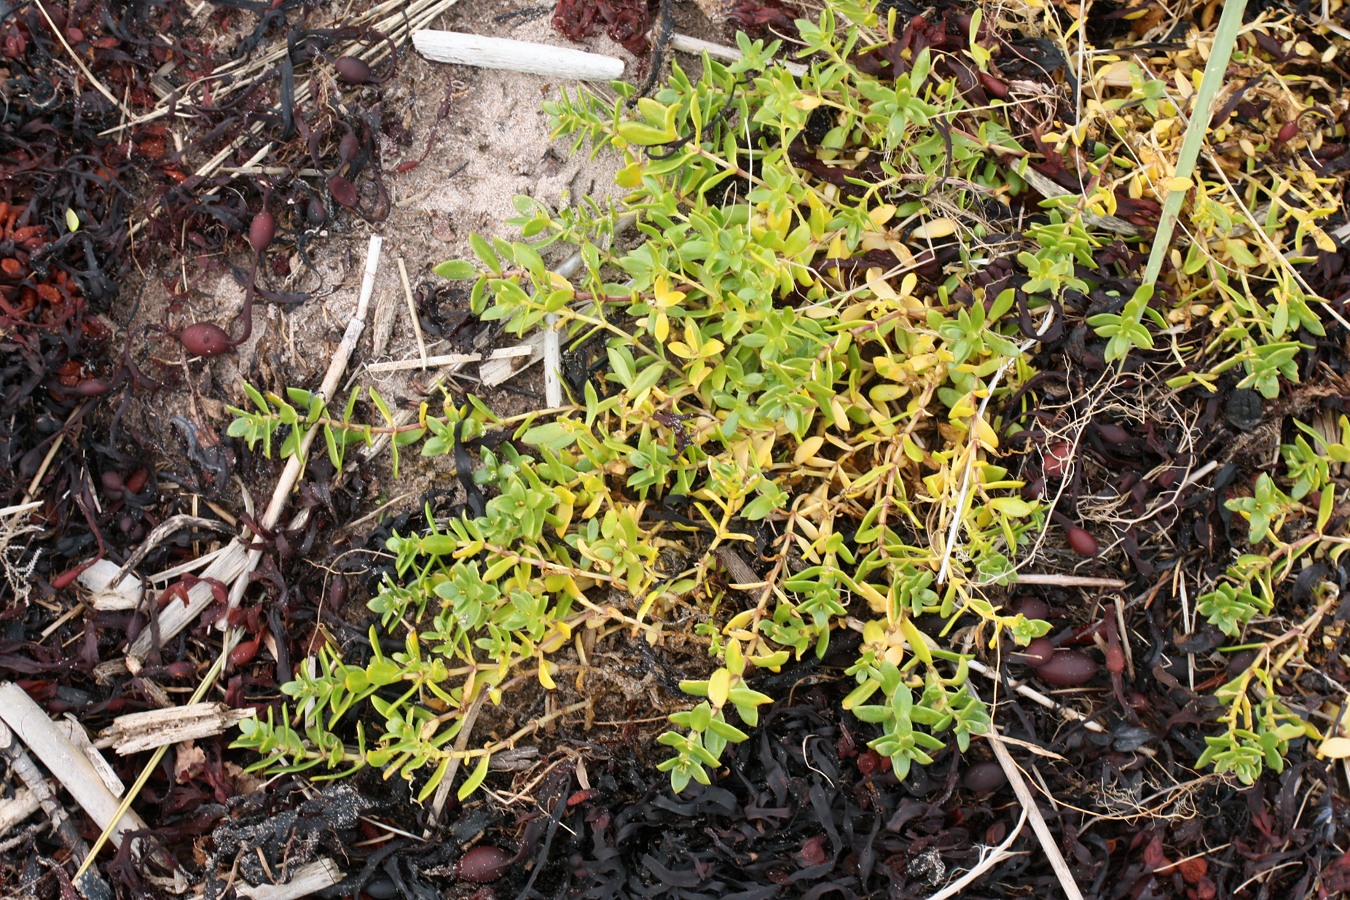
left=1, top=0, right=1349, bottom=897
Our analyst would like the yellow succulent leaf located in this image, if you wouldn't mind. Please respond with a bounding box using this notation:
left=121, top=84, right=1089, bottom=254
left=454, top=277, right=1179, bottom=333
left=898, top=271, right=918, bottom=299
left=869, top=383, right=907, bottom=404
left=708, top=667, right=731, bottom=708
left=855, top=580, right=889, bottom=613
left=1308, top=225, right=1336, bottom=253
left=911, top=218, right=957, bottom=240
left=1319, top=736, right=1350, bottom=759
left=653, top=275, right=685, bottom=308
left=538, top=657, right=556, bottom=690
left=900, top=616, right=932, bottom=665
left=725, top=609, right=756, bottom=631
left=974, top=416, right=999, bottom=450
left=794, top=435, right=825, bottom=465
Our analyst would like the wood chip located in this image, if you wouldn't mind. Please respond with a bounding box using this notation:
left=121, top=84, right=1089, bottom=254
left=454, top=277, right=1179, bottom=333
left=96, top=703, right=256, bottom=756
left=480, top=331, right=547, bottom=387
left=76, top=559, right=142, bottom=611
left=237, top=858, right=343, bottom=900
left=0, top=788, right=39, bottom=839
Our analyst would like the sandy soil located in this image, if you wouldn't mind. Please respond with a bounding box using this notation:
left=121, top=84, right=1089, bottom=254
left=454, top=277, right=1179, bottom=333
left=121, top=1, right=727, bottom=505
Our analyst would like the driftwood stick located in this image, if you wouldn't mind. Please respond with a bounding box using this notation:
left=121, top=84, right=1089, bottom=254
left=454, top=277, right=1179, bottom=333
left=414, top=31, right=625, bottom=81
left=365, top=345, right=531, bottom=374
left=396, top=258, right=429, bottom=367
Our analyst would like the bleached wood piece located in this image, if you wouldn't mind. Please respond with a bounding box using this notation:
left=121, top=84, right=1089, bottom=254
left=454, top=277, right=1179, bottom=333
left=0, top=788, right=39, bottom=838
left=366, top=345, right=532, bottom=374
left=0, top=683, right=148, bottom=849
left=58, top=718, right=124, bottom=795
left=669, top=33, right=807, bottom=78
left=96, top=704, right=256, bottom=755
left=128, top=543, right=248, bottom=657
left=236, top=858, right=343, bottom=900
left=76, top=559, right=142, bottom=611
left=413, top=31, right=625, bottom=81
left=544, top=314, right=564, bottom=408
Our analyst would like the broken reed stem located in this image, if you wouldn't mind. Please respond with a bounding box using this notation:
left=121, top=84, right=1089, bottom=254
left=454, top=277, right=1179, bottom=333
left=1014, top=574, right=1127, bottom=588
left=987, top=729, right=1085, bottom=900
left=0, top=684, right=149, bottom=850
left=396, top=257, right=429, bottom=366
left=228, top=234, right=383, bottom=612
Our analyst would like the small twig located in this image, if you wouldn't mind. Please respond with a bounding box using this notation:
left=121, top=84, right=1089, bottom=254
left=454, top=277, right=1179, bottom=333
left=426, top=691, right=486, bottom=830
left=543, top=313, right=563, bottom=408
left=365, top=345, right=531, bottom=373
left=1014, top=574, right=1127, bottom=588
left=396, top=258, right=429, bottom=367
left=987, top=728, right=1085, bottom=900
